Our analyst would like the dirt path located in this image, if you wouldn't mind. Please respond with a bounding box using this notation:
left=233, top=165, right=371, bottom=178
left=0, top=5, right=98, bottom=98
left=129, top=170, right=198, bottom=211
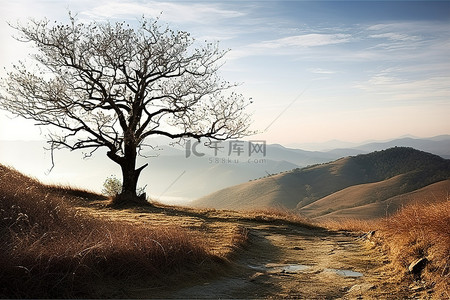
left=74, top=201, right=408, bottom=299
left=168, top=221, right=397, bottom=299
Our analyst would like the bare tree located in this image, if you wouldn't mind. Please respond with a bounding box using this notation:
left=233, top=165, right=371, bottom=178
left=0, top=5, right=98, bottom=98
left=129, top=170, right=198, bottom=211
left=0, top=15, right=252, bottom=205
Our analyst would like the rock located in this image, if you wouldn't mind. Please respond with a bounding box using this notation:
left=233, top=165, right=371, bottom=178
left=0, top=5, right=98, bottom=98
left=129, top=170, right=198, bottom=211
left=292, top=246, right=304, bottom=250
left=408, top=257, right=428, bottom=276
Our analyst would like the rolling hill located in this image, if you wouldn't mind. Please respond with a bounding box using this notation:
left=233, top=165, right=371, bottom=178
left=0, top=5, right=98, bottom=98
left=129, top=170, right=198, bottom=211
left=193, top=147, right=450, bottom=219
left=312, top=179, right=450, bottom=221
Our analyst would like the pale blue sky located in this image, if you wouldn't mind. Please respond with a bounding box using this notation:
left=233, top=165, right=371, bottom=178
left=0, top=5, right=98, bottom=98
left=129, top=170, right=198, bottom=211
left=1, top=0, right=449, bottom=145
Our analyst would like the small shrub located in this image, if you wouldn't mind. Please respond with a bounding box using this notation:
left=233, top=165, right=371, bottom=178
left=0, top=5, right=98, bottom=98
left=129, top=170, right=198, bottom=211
left=102, top=175, right=122, bottom=197
left=102, top=175, right=147, bottom=198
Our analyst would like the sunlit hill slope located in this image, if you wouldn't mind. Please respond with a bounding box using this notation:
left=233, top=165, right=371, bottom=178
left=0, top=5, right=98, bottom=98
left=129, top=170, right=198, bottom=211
left=0, top=164, right=215, bottom=298
left=193, top=147, right=450, bottom=219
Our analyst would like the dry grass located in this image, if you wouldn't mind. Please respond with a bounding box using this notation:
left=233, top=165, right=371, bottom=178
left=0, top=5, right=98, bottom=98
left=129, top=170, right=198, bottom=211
left=0, top=164, right=213, bottom=298
left=381, top=200, right=450, bottom=298
left=244, top=207, right=318, bottom=229
left=318, top=218, right=381, bottom=232
left=320, top=197, right=450, bottom=298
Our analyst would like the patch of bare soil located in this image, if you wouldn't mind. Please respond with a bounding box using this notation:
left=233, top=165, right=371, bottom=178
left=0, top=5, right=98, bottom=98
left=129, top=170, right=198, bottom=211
left=73, top=200, right=417, bottom=299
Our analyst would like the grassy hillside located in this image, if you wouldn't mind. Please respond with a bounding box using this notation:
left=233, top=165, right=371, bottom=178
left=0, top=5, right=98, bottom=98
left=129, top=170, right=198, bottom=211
left=193, top=156, right=359, bottom=210
left=300, top=173, right=410, bottom=217
left=191, top=174, right=284, bottom=210
left=0, top=164, right=215, bottom=298
left=313, top=179, right=450, bottom=220
left=193, top=147, right=450, bottom=219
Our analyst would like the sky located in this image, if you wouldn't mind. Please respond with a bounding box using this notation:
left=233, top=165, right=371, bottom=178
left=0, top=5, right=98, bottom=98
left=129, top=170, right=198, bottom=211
left=0, top=0, right=449, bottom=147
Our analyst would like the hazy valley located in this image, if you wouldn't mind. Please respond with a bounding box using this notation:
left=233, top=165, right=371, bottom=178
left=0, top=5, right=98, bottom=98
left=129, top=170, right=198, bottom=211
left=1, top=135, right=449, bottom=205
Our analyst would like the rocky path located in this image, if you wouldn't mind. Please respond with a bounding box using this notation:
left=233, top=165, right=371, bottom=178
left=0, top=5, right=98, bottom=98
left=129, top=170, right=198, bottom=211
left=167, top=220, right=400, bottom=299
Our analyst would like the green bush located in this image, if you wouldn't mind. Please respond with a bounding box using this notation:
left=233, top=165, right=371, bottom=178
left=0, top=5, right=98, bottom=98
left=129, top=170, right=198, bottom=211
left=102, top=175, right=147, bottom=198
left=102, top=175, right=122, bottom=197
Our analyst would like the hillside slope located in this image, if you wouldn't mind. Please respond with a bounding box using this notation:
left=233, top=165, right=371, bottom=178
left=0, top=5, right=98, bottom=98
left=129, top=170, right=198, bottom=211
left=193, top=147, right=450, bottom=218
left=299, top=173, right=410, bottom=217
left=312, top=179, right=450, bottom=220
left=0, top=164, right=214, bottom=298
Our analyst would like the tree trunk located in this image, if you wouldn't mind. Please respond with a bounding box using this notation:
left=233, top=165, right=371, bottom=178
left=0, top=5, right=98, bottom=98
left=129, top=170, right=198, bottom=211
left=112, top=139, right=148, bottom=206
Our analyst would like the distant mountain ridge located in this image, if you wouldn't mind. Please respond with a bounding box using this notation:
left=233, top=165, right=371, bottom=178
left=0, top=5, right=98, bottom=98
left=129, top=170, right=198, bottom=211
left=289, top=135, right=450, bottom=159
left=193, top=147, right=450, bottom=219
left=351, top=136, right=450, bottom=158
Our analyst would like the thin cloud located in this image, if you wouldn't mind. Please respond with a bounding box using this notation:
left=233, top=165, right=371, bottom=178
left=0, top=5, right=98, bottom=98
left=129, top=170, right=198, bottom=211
left=369, top=32, right=420, bottom=42
left=224, top=33, right=352, bottom=60
left=81, top=1, right=246, bottom=23
left=354, top=73, right=450, bottom=103
left=366, top=21, right=447, bottom=33
left=254, top=33, right=351, bottom=49
left=307, top=68, right=336, bottom=74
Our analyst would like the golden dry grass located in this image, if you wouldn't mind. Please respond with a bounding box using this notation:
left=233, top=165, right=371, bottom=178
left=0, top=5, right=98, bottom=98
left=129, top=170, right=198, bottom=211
left=320, top=196, right=450, bottom=298
left=243, top=207, right=319, bottom=229
left=0, top=164, right=215, bottom=298
left=318, top=218, right=380, bottom=232
left=381, top=200, right=450, bottom=298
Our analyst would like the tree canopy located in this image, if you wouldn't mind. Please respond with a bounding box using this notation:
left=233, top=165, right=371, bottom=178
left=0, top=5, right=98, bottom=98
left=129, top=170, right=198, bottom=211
left=0, top=15, right=253, bottom=204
